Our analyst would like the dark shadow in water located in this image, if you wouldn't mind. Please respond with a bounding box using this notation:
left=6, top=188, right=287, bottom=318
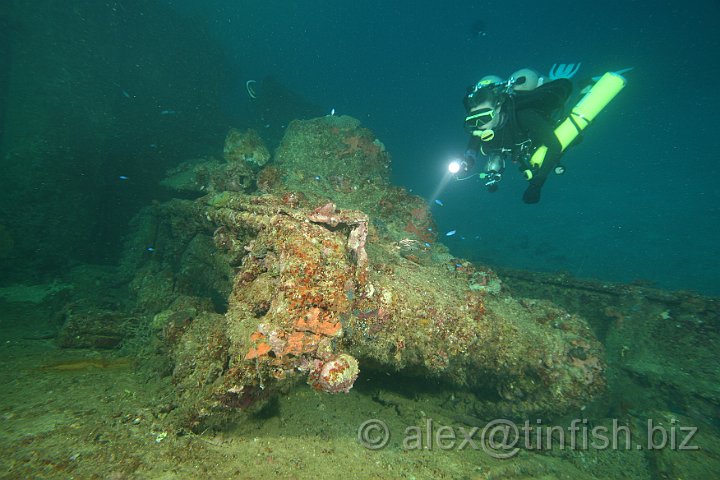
left=249, top=76, right=326, bottom=149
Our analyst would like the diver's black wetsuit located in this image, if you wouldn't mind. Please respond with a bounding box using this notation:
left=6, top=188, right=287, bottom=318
left=466, top=79, right=572, bottom=203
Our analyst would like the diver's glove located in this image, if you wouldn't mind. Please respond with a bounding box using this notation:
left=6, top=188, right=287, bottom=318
left=463, top=148, right=477, bottom=171
left=549, top=63, right=581, bottom=80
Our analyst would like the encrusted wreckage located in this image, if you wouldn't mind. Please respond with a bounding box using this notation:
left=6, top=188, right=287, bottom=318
left=124, top=116, right=606, bottom=430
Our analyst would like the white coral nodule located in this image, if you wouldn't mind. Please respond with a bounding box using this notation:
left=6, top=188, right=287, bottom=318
left=308, top=354, right=360, bottom=394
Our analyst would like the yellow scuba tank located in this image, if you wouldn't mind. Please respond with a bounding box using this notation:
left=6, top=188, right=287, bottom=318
left=525, top=72, right=627, bottom=177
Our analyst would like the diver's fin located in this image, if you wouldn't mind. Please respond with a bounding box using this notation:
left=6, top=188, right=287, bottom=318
left=549, top=63, right=581, bottom=80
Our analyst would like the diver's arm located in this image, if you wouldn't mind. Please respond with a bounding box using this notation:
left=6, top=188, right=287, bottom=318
left=518, top=109, right=562, bottom=203
left=463, top=135, right=482, bottom=170
left=520, top=109, right=562, bottom=179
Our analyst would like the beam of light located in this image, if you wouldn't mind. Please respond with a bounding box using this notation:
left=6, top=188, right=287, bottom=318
left=428, top=158, right=462, bottom=206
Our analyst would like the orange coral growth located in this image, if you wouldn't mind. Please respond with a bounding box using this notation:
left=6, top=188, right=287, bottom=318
left=284, top=332, right=306, bottom=356
left=317, top=321, right=341, bottom=336
left=245, top=342, right=271, bottom=360
left=302, top=333, right=322, bottom=352
left=410, top=207, right=428, bottom=221
left=282, top=331, right=323, bottom=357
left=250, top=331, right=266, bottom=342
left=341, top=135, right=381, bottom=158
left=294, top=307, right=341, bottom=336
left=404, top=221, right=434, bottom=243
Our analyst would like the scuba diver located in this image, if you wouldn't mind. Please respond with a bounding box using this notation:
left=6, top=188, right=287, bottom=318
left=460, top=64, right=580, bottom=204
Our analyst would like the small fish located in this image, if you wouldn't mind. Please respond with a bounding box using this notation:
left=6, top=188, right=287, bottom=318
left=424, top=242, right=431, bottom=248
left=330, top=108, right=336, bottom=116
left=434, top=199, right=444, bottom=206
left=113, top=82, right=132, bottom=98
left=160, top=109, right=176, bottom=115
left=314, top=176, right=321, bottom=181
left=427, top=228, right=432, bottom=232
left=147, top=247, right=155, bottom=252
left=119, top=175, right=129, bottom=180
left=446, top=230, right=457, bottom=236
left=472, top=19, right=488, bottom=38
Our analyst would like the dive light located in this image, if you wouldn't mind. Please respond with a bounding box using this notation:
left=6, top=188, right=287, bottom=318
left=448, top=159, right=464, bottom=174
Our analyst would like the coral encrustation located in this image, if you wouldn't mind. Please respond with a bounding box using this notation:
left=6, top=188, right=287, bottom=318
left=306, top=354, right=360, bottom=394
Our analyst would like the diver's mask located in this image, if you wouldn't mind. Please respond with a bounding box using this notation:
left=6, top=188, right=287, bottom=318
left=464, top=107, right=498, bottom=141
left=465, top=107, right=495, bottom=130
